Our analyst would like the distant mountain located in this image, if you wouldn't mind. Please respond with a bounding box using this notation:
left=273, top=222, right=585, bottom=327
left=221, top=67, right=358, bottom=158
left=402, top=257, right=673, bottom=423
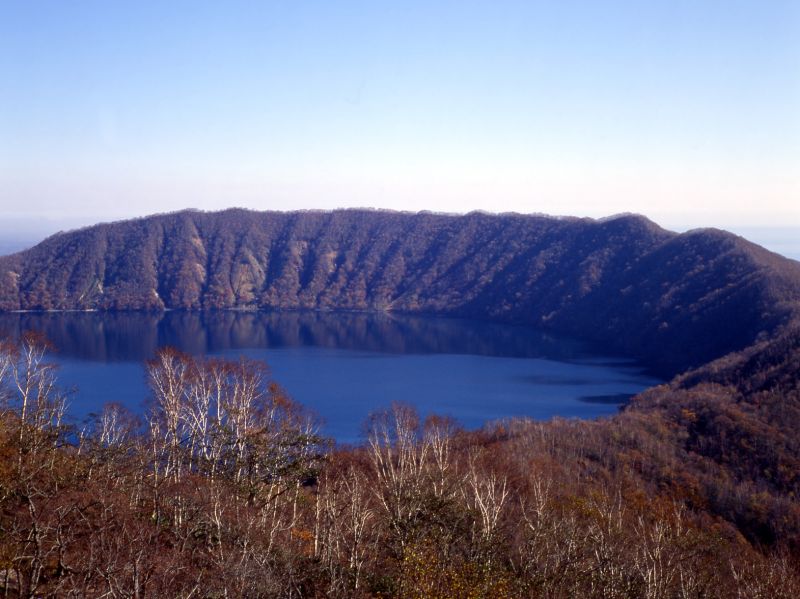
left=1, top=208, right=799, bottom=376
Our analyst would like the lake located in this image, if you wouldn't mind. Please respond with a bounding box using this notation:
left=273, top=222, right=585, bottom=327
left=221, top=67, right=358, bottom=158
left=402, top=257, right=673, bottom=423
left=0, top=311, right=661, bottom=443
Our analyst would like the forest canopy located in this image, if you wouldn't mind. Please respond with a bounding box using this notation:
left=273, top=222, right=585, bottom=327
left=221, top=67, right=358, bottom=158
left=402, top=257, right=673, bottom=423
left=1, top=332, right=799, bottom=598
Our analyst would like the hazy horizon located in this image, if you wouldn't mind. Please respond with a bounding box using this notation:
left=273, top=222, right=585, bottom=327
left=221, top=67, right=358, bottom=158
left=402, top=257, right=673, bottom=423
left=2, top=1, right=798, bottom=234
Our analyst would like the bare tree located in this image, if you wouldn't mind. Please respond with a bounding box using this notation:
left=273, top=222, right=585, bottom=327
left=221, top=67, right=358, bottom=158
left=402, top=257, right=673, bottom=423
left=367, top=403, right=430, bottom=551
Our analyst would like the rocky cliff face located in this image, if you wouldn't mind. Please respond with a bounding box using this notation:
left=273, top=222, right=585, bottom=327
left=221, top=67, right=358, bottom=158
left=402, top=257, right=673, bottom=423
left=2, top=208, right=799, bottom=376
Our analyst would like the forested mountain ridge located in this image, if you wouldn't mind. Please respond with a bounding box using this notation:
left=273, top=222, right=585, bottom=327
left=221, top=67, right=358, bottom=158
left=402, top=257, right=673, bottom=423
left=3, top=210, right=800, bottom=596
left=1, top=208, right=800, bottom=376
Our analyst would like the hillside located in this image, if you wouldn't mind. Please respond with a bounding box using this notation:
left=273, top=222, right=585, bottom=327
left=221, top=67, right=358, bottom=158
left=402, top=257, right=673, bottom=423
left=1, top=208, right=800, bottom=376
left=2, top=210, right=800, bottom=596
left=2, top=329, right=800, bottom=596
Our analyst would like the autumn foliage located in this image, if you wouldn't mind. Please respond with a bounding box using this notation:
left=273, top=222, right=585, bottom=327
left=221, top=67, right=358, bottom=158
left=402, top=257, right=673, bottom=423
left=1, top=334, right=799, bottom=597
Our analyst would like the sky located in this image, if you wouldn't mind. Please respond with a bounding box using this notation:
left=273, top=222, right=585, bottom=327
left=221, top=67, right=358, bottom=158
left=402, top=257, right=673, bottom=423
left=1, top=1, right=798, bottom=255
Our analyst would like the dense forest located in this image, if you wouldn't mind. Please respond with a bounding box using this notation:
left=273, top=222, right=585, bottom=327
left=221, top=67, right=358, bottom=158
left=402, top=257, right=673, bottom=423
left=2, top=208, right=800, bottom=596
left=2, top=209, right=800, bottom=376
left=1, top=331, right=799, bottom=597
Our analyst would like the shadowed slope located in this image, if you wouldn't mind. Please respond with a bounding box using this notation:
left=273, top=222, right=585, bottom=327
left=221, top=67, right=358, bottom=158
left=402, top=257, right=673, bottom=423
left=1, top=208, right=799, bottom=376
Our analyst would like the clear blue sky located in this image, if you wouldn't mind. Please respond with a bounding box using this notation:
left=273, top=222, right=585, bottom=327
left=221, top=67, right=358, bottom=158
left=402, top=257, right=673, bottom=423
left=1, top=1, right=798, bottom=241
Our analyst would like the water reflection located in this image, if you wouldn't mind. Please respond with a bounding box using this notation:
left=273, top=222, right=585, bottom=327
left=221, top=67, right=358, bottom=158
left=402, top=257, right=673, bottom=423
left=0, top=311, right=662, bottom=442
left=0, top=310, right=589, bottom=363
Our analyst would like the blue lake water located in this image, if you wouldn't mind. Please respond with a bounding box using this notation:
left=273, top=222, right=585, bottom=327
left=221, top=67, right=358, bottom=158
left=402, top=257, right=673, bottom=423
left=0, top=311, right=661, bottom=443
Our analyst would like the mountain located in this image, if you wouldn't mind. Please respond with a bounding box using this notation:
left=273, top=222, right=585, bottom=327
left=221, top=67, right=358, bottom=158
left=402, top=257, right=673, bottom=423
left=1, top=208, right=800, bottom=376
left=3, top=209, right=800, bottom=594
